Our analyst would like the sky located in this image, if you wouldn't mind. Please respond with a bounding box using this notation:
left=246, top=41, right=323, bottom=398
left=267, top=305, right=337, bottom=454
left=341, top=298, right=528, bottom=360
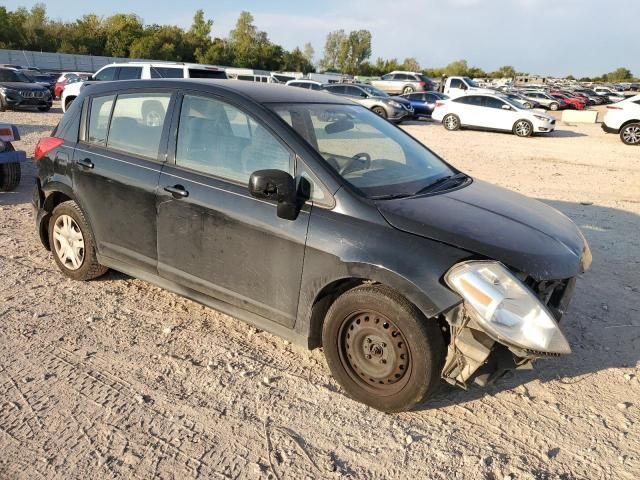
left=3, top=0, right=637, bottom=78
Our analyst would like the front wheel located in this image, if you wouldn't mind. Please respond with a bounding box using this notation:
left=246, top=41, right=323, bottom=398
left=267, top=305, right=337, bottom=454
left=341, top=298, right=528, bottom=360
left=48, top=200, right=108, bottom=280
left=371, top=106, right=387, bottom=119
left=513, top=119, right=533, bottom=137
left=442, top=113, right=460, bottom=131
left=322, top=285, right=445, bottom=412
left=38, top=105, right=51, bottom=112
left=620, top=122, right=640, bottom=145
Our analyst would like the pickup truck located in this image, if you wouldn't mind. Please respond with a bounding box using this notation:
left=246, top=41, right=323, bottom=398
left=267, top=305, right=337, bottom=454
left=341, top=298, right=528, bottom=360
left=442, top=76, right=495, bottom=98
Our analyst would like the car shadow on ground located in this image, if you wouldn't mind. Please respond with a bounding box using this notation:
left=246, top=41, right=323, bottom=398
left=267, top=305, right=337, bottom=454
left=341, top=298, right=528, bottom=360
left=547, top=129, right=588, bottom=138
left=417, top=198, right=639, bottom=410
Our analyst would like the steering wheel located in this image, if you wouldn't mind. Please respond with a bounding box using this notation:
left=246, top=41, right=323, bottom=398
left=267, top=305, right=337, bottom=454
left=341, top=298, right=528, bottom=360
left=340, top=152, right=371, bottom=175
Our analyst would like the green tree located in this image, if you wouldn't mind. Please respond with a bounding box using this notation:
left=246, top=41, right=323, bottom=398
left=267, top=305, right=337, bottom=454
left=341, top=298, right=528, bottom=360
left=606, top=67, right=633, bottom=82
left=187, top=9, right=213, bottom=61
left=491, top=65, right=516, bottom=78
left=401, top=57, right=420, bottom=72
left=229, top=11, right=261, bottom=67
left=319, top=29, right=346, bottom=71
left=130, top=25, right=191, bottom=61
left=103, top=14, right=144, bottom=57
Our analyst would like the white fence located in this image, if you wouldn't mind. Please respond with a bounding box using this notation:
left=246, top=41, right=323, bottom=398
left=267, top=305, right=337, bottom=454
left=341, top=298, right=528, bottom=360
left=0, top=49, right=147, bottom=74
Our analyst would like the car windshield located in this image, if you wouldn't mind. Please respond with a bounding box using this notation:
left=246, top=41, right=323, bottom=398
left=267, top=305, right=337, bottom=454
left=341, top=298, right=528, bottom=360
left=463, top=77, right=479, bottom=88
left=0, top=70, right=31, bottom=82
left=271, top=103, right=454, bottom=198
left=360, top=85, right=388, bottom=97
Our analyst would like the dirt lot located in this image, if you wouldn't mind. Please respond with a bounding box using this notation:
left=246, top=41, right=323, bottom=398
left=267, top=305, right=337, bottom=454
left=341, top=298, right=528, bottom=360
left=1, top=103, right=638, bottom=480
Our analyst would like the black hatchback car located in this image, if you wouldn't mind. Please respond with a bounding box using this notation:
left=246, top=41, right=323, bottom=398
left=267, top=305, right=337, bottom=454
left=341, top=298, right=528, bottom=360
left=0, top=67, right=53, bottom=112
left=32, top=80, right=591, bottom=412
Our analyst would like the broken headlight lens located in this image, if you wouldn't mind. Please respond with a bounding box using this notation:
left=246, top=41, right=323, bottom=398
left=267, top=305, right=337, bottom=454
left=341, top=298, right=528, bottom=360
left=445, top=261, right=571, bottom=354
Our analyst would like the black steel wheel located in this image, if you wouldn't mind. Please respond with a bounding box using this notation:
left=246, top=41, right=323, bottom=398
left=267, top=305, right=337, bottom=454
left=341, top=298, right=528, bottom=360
left=322, top=285, right=445, bottom=412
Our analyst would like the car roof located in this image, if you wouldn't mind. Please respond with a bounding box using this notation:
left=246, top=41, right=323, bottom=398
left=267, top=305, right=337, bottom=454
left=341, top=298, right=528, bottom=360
left=82, top=79, right=353, bottom=105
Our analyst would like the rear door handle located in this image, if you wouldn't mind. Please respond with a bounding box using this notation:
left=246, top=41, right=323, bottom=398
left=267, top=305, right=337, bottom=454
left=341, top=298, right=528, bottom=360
left=77, top=158, right=94, bottom=169
left=164, top=185, right=189, bottom=198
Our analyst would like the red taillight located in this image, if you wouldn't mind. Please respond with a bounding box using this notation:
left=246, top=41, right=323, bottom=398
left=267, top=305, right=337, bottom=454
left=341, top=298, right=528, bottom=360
left=420, top=81, right=426, bottom=87
left=435, top=101, right=445, bottom=108
left=34, top=137, right=64, bottom=161
left=606, top=105, right=623, bottom=110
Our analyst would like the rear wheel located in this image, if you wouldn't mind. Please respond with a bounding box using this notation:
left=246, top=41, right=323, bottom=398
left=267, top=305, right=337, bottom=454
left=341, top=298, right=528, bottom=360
left=620, top=122, right=640, bottom=145
left=322, top=285, right=445, bottom=412
left=48, top=200, right=108, bottom=280
left=372, top=106, right=387, bottom=119
left=443, top=113, right=460, bottom=131
left=549, top=102, right=559, bottom=111
left=0, top=142, right=20, bottom=192
left=513, top=119, right=533, bottom=137
left=402, top=86, right=414, bottom=94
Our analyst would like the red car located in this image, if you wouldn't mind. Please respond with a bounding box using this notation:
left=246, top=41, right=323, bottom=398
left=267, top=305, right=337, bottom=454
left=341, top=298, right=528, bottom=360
left=550, top=92, right=586, bottom=110
left=53, top=73, right=90, bottom=99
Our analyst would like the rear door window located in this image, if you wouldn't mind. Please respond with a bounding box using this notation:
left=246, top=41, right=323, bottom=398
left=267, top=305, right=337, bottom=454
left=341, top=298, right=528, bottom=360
left=117, top=67, right=143, bottom=80
left=87, top=95, right=115, bottom=146
left=393, top=74, right=408, bottom=80
left=94, top=67, right=117, bottom=81
left=106, top=93, right=172, bottom=159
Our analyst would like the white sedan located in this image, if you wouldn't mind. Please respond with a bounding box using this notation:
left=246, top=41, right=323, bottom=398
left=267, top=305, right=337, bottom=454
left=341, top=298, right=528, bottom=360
left=432, top=93, right=556, bottom=137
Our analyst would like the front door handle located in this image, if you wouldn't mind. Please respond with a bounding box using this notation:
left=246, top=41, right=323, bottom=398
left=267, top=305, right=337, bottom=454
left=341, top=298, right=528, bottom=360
left=164, top=185, right=189, bottom=198
left=77, top=158, right=94, bottom=169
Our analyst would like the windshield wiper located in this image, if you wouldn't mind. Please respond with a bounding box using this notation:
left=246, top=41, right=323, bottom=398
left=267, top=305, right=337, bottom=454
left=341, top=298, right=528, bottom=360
left=370, top=192, right=414, bottom=200
left=415, top=172, right=469, bottom=195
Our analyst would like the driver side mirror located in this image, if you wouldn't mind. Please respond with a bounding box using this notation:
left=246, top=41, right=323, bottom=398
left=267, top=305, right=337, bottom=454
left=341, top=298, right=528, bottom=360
left=501, top=104, right=512, bottom=110
left=249, top=169, right=299, bottom=220
left=360, top=92, right=368, bottom=98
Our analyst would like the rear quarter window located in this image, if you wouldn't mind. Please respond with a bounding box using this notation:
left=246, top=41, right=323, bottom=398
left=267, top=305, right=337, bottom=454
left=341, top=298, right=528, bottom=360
left=188, top=69, right=227, bottom=79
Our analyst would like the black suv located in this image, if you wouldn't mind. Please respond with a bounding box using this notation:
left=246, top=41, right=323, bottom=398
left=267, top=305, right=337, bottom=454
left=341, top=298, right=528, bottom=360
left=32, top=80, right=591, bottom=412
left=0, top=67, right=53, bottom=112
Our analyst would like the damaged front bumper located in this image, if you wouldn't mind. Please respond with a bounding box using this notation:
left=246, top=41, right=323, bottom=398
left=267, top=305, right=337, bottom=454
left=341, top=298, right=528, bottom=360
left=440, top=276, right=577, bottom=388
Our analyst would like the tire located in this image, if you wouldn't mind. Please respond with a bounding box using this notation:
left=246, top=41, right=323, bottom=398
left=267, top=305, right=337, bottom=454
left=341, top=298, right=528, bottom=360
left=549, top=102, right=559, bottom=111
left=513, top=119, right=533, bottom=137
left=0, top=161, right=21, bottom=192
left=523, top=102, right=532, bottom=109
left=0, top=97, right=5, bottom=112
left=620, top=122, right=640, bottom=146
left=372, top=106, right=387, bottom=119
left=322, top=285, right=445, bottom=412
left=402, top=86, right=414, bottom=94
left=442, top=113, right=460, bottom=131
left=38, top=105, right=51, bottom=112
left=48, top=200, right=108, bottom=280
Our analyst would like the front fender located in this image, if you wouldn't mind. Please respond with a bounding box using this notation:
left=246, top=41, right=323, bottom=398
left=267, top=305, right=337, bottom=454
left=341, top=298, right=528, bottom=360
left=295, top=205, right=470, bottom=344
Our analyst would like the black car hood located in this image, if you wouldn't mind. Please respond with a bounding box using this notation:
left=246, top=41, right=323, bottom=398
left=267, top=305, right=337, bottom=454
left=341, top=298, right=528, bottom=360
left=375, top=179, right=591, bottom=280
left=0, top=82, right=47, bottom=91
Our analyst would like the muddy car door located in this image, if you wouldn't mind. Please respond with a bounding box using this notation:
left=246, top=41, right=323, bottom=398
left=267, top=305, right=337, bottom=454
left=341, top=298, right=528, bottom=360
left=156, top=93, right=310, bottom=328
left=72, top=91, right=173, bottom=271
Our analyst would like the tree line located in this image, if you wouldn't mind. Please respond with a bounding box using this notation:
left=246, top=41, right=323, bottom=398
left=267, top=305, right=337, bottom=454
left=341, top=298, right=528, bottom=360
left=0, top=4, right=635, bottom=82
left=0, top=5, right=315, bottom=73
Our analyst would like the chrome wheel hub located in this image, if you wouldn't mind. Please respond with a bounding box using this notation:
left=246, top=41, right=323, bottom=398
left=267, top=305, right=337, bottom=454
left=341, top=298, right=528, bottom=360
left=622, top=126, right=640, bottom=144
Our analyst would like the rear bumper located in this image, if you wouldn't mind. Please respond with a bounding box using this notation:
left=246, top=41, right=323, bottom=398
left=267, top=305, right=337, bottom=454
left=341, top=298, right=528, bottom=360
left=601, top=123, right=618, bottom=134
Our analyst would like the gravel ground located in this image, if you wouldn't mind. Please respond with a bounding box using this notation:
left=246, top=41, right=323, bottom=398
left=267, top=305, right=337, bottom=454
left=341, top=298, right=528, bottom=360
left=0, top=102, right=638, bottom=480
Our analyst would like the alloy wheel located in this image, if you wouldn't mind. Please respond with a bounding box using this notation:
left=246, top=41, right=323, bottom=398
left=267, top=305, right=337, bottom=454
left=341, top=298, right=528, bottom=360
left=338, top=310, right=411, bottom=395
left=622, top=125, right=640, bottom=145
left=444, top=115, right=459, bottom=130
left=52, top=214, right=85, bottom=270
left=515, top=120, right=532, bottom=137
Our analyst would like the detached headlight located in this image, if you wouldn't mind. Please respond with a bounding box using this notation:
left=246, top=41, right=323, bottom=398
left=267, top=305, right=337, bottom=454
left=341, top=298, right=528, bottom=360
left=387, top=100, right=402, bottom=108
left=534, top=114, right=551, bottom=122
left=445, top=261, right=571, bottom=354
